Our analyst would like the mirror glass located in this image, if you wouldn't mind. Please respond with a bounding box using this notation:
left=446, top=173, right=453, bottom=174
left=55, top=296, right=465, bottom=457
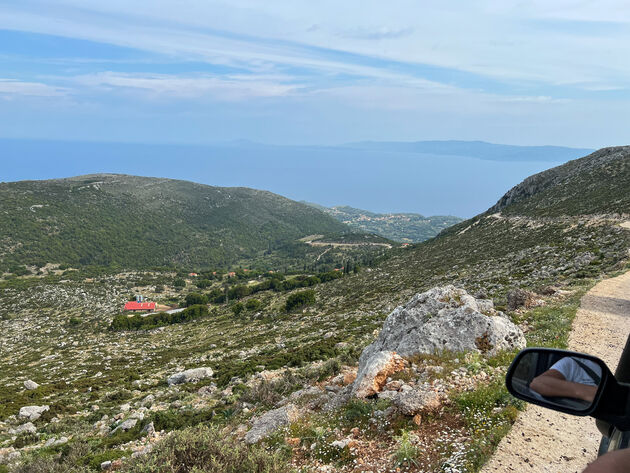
left=509, top=351, right=603, bottom=411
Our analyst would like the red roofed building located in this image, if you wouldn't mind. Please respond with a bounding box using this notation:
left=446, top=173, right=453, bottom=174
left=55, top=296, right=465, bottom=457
left=124, top=301, right=156, bottom=312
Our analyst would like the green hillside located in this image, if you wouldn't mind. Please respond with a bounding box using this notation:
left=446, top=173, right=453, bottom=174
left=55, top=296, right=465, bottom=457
left=489, top=145, right=630, bottom=217
left=319, top=146, right=630, bottom=313
left=0, top=174, right=352, bottom=270
left=304, top=203, right=463, bottom=242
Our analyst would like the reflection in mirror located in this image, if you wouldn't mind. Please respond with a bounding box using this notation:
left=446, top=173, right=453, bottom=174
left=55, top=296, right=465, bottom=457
left=509, top=352, right=602, bottom=411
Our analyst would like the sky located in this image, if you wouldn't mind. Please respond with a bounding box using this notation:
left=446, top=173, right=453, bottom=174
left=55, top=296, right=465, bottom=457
left=1, top=1, right=630, bottom=147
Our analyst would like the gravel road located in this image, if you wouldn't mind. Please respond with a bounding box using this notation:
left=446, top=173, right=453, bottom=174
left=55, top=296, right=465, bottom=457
left=481, top=267, right=630, bottom=473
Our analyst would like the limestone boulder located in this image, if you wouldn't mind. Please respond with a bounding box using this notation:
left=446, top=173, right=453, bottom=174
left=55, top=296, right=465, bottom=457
left=391, top=385, right=441, bottom=415
left=167, top=367, right=213, bottom=386
left=244, top=404, right=301, bottom=444
left=18, top=405, right=49, bottom=421
left=352, top=286, right=525, bottom=398
left=23, top=380, right=39, bottom=390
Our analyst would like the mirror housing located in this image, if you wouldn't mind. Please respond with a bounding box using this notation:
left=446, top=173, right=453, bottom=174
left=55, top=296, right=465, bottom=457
left=506, top=348, right=630, bottom=430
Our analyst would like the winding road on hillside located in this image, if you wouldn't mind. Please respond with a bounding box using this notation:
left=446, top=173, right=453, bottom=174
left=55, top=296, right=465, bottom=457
left=482, top=260, right=630, bottom=472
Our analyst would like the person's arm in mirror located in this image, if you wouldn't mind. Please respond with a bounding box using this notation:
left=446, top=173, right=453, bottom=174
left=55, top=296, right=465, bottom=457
left=582, top=448, right=630, bottom=473
left=529, top=369, right=597, bottom=402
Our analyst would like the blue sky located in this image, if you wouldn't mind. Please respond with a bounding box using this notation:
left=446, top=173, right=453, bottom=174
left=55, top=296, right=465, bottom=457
left=1, top=0, right=630, bottom=147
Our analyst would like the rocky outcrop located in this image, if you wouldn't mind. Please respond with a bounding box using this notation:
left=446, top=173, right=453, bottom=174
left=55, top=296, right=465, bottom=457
left=244, top=404, right=301, bottom=444
left=352, top=286, right=525, bottom=397
left=18, top=405, right=49, bottom=421
left=167, top=367, right=213, bottom=386
left=351, top=351, right=406, bottom=398
left=9, top=422, right=36, bottom=435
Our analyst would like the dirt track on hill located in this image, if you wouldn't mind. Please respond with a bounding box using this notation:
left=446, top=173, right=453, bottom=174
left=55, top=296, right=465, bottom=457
left=481, top=268, right=630, bottom=473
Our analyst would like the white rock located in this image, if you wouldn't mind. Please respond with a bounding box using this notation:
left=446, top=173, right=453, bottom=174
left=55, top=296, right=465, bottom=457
left=110, top=418, right=138, bottom=435
left=23, top=380, right=39, bottom=390
left=244, top=404, right=301, bottom=444
left=167, top=367, right=213, bottom=386
left=9, top=422, right=36, bottom=435
left=18, top=405, right=49, bottom=421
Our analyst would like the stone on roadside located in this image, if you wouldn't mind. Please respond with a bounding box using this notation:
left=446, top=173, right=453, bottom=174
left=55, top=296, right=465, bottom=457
left=391, top=385, right=441, bottom=415
left=167, top=367, right=213, bottom=386
left=507, top=288, right=536, bottom=311
left=357, top=285, right=525, bottom=366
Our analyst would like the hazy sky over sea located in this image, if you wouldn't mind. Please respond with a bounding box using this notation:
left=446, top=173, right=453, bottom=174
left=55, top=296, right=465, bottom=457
left=0, top=140, right=591, bottom=217
left=1, top=1, right=629, bottom=148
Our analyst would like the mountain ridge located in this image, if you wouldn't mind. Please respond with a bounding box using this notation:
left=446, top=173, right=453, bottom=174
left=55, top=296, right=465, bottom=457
left=0, top=173, right=353, bottom=270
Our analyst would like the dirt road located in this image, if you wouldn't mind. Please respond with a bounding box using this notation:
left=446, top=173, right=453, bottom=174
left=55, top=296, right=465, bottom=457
left=481, top=268, right=630, bottom=473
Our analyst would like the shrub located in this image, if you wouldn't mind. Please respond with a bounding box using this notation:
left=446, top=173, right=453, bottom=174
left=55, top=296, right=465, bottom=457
left=231, top=302, right=244, bottom=316
left=245, top=299, right=261, bottom=311
left=123, top=425, right=294, bottom=473
left=11, top=441, right=92, bottom=473
left=14, top=432, right=38, bottom=448
left=172, top=278, right=186, bottom=288
left=392, top=430, right=421, bottom=467
left=285, top=290, right=315, bottom=311
left=195, top=279, right=212, bottom=289
left=184, top=292, right=208, bottom=307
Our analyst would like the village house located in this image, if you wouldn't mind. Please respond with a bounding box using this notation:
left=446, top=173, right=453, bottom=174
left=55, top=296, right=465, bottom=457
left=123, top=301, right=156, bottom=312
left=123, top=295, right=155, bottom=312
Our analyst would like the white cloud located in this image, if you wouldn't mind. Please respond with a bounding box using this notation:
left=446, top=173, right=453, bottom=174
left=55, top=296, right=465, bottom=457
left=73, top=72, right=301, bottom=100
left=3, top=0, right=630, bottom=92
left=0, top=79, right=67, bottom=97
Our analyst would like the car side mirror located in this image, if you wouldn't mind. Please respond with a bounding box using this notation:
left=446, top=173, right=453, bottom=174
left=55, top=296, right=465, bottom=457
left=506, top=348, right=630, bottom=430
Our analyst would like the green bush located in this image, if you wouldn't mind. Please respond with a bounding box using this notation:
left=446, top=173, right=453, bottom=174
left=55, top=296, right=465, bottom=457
left=14, top=432, right=38, bottom=448
left=122, top=425, right=294, bottom=473
left=285, top=290, right=316, bottom=311
left=195, top=279, right=212, bottom=289
left=231, top=302, right=244, bottom=316
left=184, top=292, right=208, bottom=307
left=245, top=299, right=262, bottom=311
left=11, top=441, right=92, bottom=473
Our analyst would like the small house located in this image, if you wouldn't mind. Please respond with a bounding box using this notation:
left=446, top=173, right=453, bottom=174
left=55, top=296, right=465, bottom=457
left=124, top=301, right=156, bottom=312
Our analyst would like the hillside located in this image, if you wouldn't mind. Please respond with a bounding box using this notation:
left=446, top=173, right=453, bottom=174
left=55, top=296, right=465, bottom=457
left=303, top=203, right=463, bottom=242
left=0, top=174, right=355, bottom=271
left=324, top=147, right=630, bottom=313
left=1, top=148, right=629, bottom=473
left=489, top=145, right=630, bottom=216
